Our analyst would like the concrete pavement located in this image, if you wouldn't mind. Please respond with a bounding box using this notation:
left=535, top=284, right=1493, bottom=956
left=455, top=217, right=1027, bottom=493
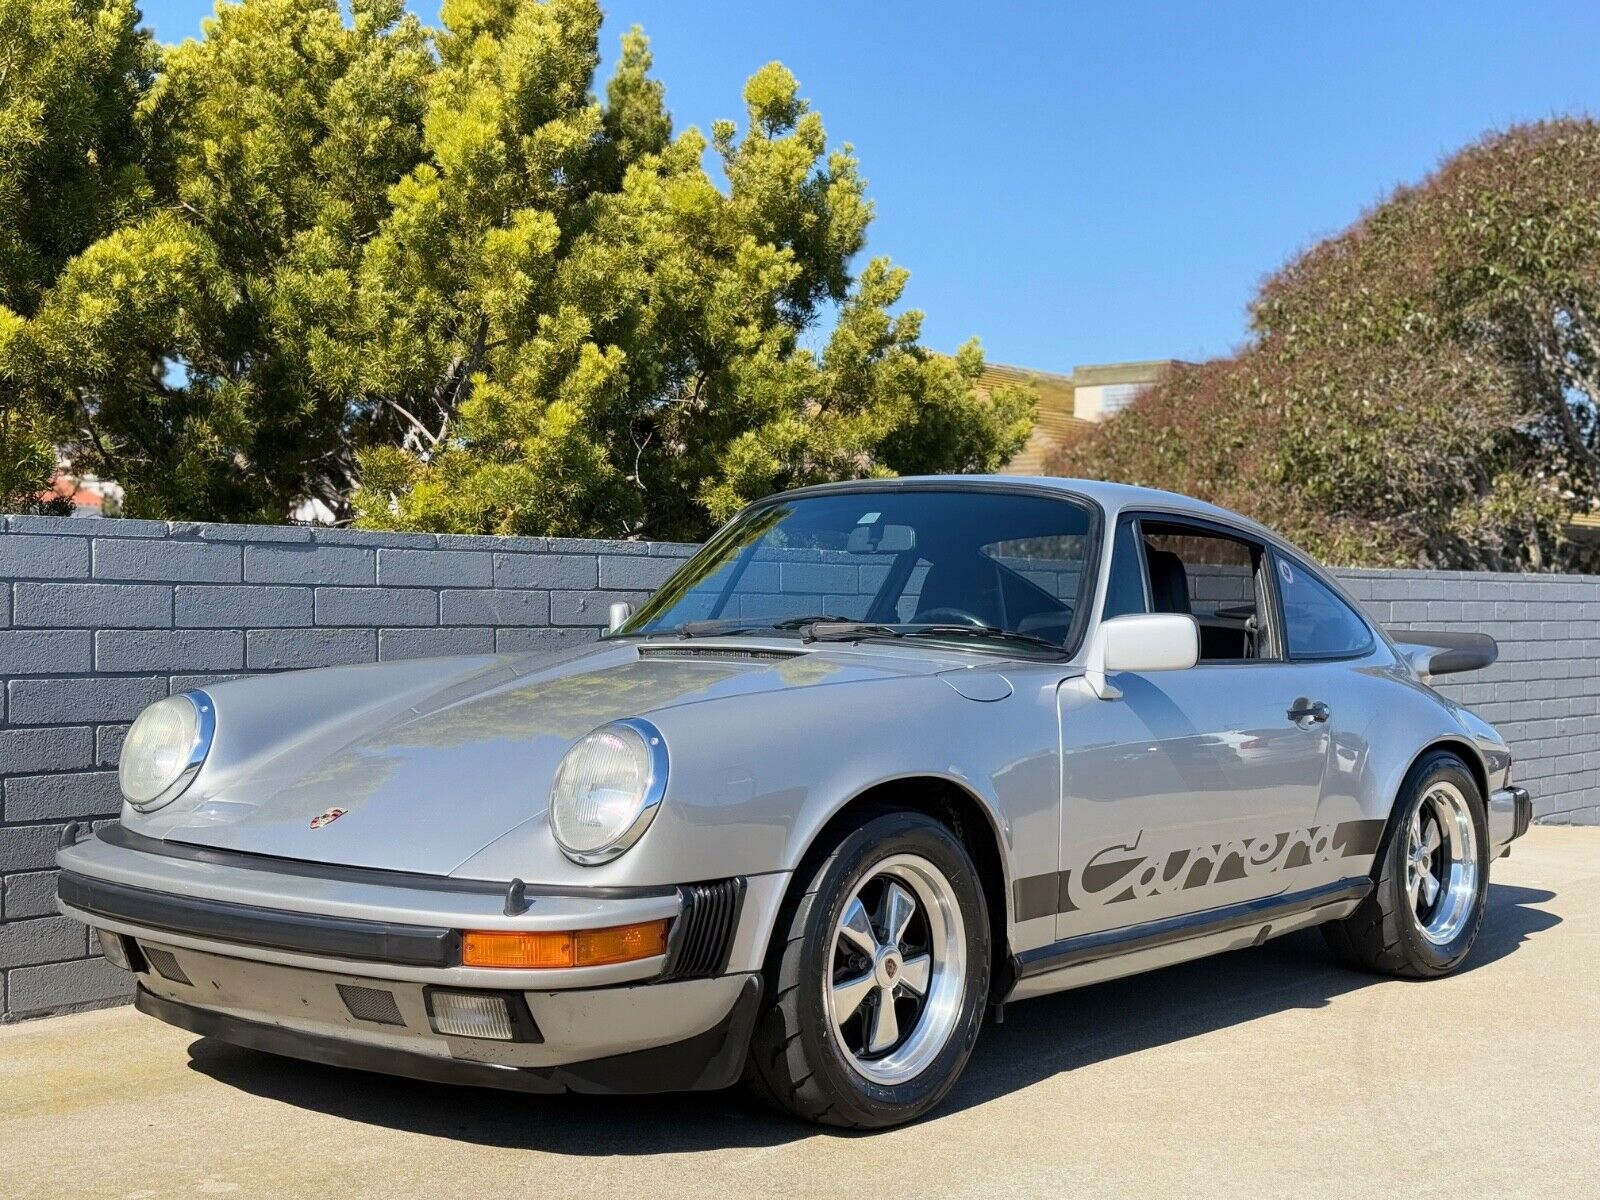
left=3, top=826, right=1596, bottom=1199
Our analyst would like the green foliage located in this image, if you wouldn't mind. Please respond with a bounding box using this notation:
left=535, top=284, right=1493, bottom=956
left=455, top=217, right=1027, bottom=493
left=0, top=0, right=157, bottom=314
left=349, top=7, right=1028, bottom=539
left=0, top=374, right=66, bottom=514
left=6, top=0, right=1027, bottom=533
left=25, top=0, right=433, bottom=520
left=0, top=0, right=157, bottom=511
left=1054, top=119, right=1600, bottom=572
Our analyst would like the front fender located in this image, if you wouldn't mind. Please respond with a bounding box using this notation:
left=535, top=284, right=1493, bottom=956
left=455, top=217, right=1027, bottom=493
left=456, top=672, right=1061, bottom=900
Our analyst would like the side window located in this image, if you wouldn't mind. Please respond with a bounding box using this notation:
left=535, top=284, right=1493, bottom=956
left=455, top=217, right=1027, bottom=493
left=1276, top=555, right=1375, bottom=659
left=1102, top=519, right=1148, bottom=619
left=1140, top=522, right=1274, bottom=661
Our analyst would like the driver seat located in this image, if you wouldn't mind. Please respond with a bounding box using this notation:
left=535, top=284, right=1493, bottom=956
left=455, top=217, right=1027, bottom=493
left=911, top=556, right=1004, bottom=626
left=1146, top=549, right=1192, bottom=615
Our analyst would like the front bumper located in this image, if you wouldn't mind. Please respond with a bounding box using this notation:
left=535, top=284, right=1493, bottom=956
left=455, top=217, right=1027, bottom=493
left=57, top=825, right=787, bottom=1090
left=133, top=976, right=763, bottom=1095
left=1488, top=785, right=1533, bottom=857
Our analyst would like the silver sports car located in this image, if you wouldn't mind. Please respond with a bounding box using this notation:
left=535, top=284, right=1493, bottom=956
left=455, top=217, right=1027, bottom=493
left=57, top=477, right=1532, bottom=1128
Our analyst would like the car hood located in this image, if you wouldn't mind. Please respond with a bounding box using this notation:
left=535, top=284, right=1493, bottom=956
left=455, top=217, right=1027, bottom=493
left=154, top=640, right=945, bottom=876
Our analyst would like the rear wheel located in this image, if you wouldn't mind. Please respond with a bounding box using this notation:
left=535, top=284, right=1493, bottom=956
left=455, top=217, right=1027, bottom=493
left=1324, top=752, right=1489, bottom=977
left=745, top=811, right=990, bottom=1128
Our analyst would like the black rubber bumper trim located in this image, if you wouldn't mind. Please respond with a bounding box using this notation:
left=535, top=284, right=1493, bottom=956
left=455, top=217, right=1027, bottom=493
left=95, top=823, right=678, bottom=901
left=1508, top=786, right=1533, bottom=840
left=136, top=974, right=764, bottom=1096
left=58, top=871, right=461, bottom=968
left=1013, top=875, right=1374, bottom=980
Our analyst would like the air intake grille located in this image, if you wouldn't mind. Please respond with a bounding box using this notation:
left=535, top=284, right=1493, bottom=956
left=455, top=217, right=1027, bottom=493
left=638, top=647, right=798, bottom=662
left=142, top=946, right=191, bottom=985
left=664, top=878, right=746, bottom=979
left=337, top=984, right=406, bottom=1026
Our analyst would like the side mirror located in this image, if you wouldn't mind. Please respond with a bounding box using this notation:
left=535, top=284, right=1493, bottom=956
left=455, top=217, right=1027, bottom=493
left=607, top=601, right=634, bottom=633
left=1084, top=613, right=1199, bottom=700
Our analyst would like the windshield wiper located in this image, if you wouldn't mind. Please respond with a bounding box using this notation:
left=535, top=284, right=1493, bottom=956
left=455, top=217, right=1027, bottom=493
left=654, top=613, right=860, bottom=639
left=645, top=615, right=1063, bottom=655
left=801, top=621, right=1065, bottom=656
left=668, top=618, right=769, bottom=638
left=802, top=621, right=906, bottom=643
left=900, top=624, right=1065, bottom=655
left=767, top=613, right=858, bottom=629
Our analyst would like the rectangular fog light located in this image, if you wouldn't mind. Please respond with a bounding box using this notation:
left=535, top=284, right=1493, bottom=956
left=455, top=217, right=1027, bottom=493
left=426, top=990, right=516, bottom=1041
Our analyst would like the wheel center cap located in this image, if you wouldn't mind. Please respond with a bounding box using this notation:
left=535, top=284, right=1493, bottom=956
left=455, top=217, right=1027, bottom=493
left=874, top=949, right=902, bottom=988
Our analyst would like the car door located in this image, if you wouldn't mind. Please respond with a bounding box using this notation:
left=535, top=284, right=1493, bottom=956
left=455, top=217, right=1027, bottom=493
left=1264, top=547, right=1389, bottom=883
left=1053, top=513, right=1333, bottom=942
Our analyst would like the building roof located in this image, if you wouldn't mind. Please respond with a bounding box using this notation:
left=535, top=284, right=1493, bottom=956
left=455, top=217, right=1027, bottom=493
left=1069, top=360, right=1182, bottom=387
left=1567, top=511, right=1600, bottom=544
left=976, top=363, right=1091, bottom=476
left=42, top=474, right=103, bottom=512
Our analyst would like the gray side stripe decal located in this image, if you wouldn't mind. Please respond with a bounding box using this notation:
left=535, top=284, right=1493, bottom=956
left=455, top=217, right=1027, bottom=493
left=1013, top=817, right=1386, bottom=923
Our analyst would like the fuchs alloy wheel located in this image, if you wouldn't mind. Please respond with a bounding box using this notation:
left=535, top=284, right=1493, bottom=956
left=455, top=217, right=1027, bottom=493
left=746, top=811, right=991, bottom=1128
left=824, top=854, right=967, bottom=1085
left=1324, top=751, right=1490, bottom=978
left=1404, top=780, right=1481, bottom=947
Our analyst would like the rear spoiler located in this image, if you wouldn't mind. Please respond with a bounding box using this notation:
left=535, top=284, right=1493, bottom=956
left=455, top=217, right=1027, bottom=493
left=1388, top=629, right=1498, bottom=681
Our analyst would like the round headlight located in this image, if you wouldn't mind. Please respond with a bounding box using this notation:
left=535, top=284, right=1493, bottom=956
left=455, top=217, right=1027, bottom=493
left=119, top=692, right=215, bottom=810
left=549, top=720, right=666, bottom=864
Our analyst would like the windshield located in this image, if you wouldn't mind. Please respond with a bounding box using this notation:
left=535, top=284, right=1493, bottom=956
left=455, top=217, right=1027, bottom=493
left=620, top=487, right=1098, bottom=652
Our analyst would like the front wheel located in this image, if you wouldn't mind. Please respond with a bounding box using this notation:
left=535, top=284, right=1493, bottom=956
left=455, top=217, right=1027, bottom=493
left=1324, top=751, right=1489, bottom=977
left=745, top=811, right=991, bottom=1128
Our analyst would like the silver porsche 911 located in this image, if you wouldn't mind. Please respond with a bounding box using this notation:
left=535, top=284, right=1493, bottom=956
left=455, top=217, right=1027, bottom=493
left=57, top=477, right=1532, bottom=1128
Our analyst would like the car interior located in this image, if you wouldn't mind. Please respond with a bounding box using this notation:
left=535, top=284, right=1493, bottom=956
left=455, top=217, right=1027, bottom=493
left=641, top=491, right=1094, bottom=647
left=1139, top=523, right=1270, bottom=661
left=896, top=548, right=1076, bottom=642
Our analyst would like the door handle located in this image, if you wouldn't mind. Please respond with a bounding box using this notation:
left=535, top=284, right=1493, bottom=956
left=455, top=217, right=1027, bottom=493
left=1287, top=698, right=1330, bottom=724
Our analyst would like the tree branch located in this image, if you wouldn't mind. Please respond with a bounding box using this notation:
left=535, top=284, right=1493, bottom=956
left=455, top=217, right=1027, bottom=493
left=1530, top=326, right=1600, bottom=486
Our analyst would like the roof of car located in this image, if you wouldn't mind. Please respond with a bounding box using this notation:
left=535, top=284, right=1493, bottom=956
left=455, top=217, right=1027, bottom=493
left=775, top=475, right=1274, bottom=539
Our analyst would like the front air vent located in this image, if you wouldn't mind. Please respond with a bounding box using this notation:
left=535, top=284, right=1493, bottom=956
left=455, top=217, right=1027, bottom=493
left=637, top=646, right=800, bottom=663
left=142, top=946, right=191, bottom=986
left=663, top=878, right=747, bottom=979
left=337, top=983, right=406, bottom=1026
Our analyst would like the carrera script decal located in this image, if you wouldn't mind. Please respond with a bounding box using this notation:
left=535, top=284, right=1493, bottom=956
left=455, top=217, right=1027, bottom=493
left=1013, top=818, right=1384, bottom=922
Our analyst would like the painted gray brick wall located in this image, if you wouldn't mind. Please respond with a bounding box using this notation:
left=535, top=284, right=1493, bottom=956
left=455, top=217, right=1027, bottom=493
left=1336, top=568, right=1600, bottom=829
left=1, top=516, right=1595, bottom=1022
left=0, top=515, right=695, bottom=1021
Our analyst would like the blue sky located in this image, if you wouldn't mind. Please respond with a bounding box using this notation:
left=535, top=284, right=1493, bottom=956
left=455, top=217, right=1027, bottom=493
left=137, top=1, right=1600, bottom=374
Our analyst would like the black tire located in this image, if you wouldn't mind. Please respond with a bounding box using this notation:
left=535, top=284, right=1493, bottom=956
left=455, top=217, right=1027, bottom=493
left=745, top=810, right=991, bottom=1129
left=1323, top=751, right=1489, bottom=977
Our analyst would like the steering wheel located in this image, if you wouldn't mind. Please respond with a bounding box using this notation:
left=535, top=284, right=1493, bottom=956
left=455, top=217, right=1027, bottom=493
left=910, top=607, right=990, bottom=628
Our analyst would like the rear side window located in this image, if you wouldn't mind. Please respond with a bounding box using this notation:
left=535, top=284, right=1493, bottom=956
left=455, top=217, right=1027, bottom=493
left=1276, top=555, right=1374, bottom=659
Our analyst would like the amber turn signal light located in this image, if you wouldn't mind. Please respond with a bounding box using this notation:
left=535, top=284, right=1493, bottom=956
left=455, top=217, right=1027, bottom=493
left=462, top=918, right=671, bottom=969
